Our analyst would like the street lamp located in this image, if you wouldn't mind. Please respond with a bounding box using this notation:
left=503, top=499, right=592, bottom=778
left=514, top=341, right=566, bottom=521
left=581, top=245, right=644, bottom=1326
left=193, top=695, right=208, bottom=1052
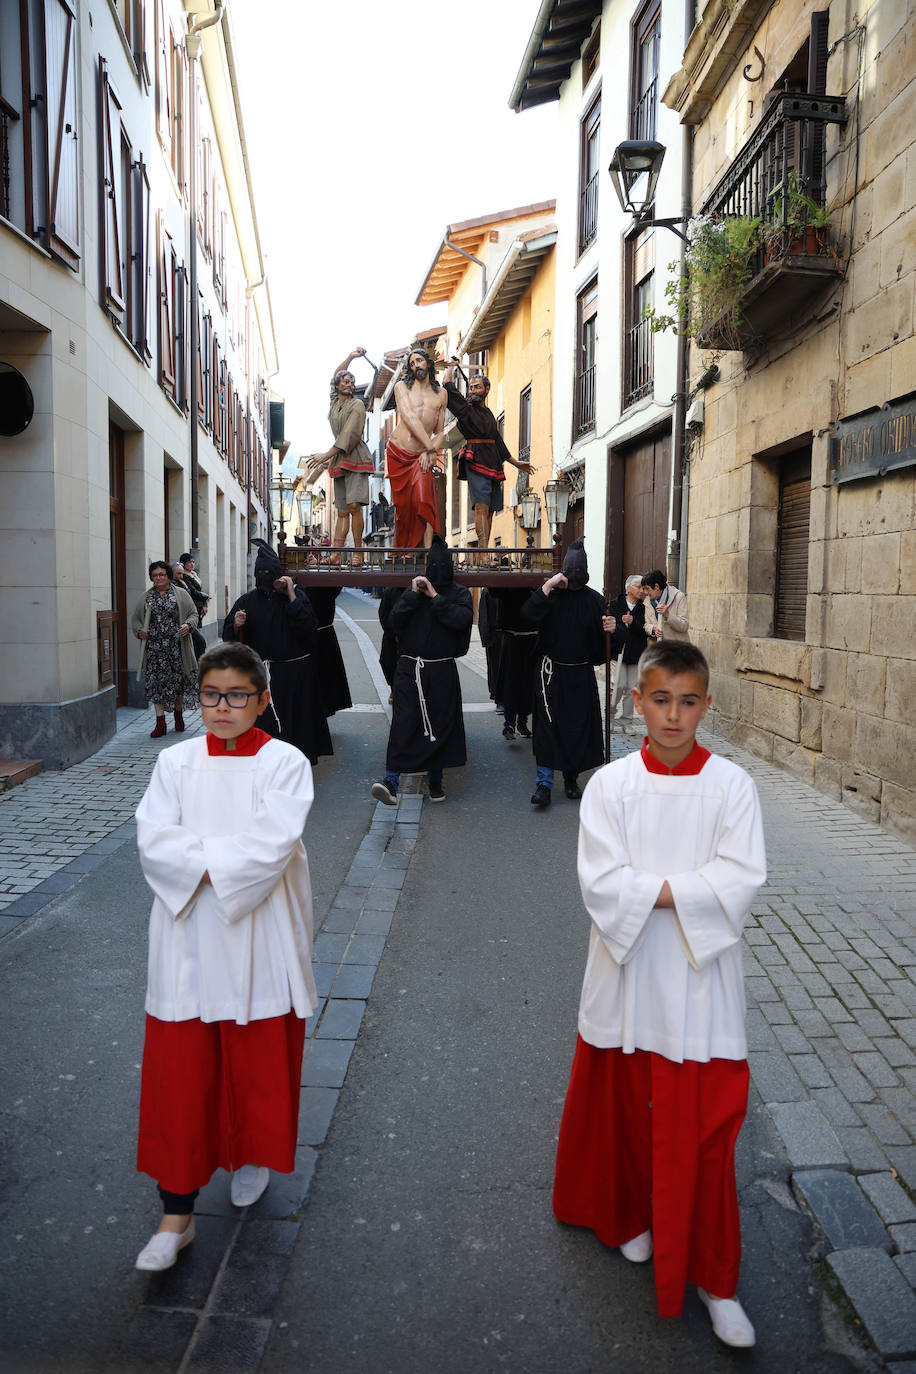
left=269, top=472, right=293, bottom=537
left=543, top=477, right=571, bottom=534
left=608, top=139, right=688, bottom=240
left=295, top=486, right=312, bottom=538
left=519, top=490, right=541, bottom=538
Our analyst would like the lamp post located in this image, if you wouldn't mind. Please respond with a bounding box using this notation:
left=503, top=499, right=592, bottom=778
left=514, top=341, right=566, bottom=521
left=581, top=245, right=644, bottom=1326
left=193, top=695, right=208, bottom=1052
left=518, top=490, right=541, bottom=548
left=544, top=477, right=571, bottom=569
left=296, top=487, right=312, bottom=541
left=608, top=139, right=687, bottom=240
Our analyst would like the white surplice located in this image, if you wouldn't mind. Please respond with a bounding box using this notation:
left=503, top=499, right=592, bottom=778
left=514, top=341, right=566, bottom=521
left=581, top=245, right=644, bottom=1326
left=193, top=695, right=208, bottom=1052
left=136, top=737, right=318, bottom=1026
left=576, top=751, right=766, bottom=1063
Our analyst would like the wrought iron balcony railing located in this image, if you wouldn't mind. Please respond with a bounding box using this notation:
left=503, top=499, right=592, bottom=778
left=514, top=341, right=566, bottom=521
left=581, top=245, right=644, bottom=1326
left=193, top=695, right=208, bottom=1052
left=578, top=172, right=598, bottom=254
left=624, top=316, right=653, bottom=408
left=696, top=92, right=848, bottom=348
left=574, top=364, right=596, bottom=437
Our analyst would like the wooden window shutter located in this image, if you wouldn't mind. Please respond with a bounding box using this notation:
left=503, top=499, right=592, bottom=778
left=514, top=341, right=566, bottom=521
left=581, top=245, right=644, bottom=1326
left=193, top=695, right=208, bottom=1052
left=134, top=0, right=151, bottom=87
left=219, top=359, right=228, bottom=455
left=158, top=213, right=176, bottom=395
left=212, top=334, right=222, bottom=449
left=44, top=0, right=80, bottom=268
left=155, top=0, right=171, bottom=147
left=177, top=262, right=189, bottom=411
left=774, top=452, right=811, bottom=641
left=133, top=154, right=152, bottom=360
left=99, top=60, right=125, bottom=323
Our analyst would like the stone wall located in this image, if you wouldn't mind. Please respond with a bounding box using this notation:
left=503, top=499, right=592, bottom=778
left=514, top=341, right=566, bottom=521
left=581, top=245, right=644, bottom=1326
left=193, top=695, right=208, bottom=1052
left=677, top=0, right=916, bottom=842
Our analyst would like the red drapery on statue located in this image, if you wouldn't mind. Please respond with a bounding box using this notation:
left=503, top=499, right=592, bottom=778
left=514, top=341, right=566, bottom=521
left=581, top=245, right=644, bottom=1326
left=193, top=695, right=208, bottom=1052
left=386, top=439, right=440, bottom=549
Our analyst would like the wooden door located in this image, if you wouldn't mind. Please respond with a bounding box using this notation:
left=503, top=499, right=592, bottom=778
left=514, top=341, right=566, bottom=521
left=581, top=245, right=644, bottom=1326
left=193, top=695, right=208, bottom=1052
left=621, top=430, right=670, bottom=587
left=108, top=421, right=128, bottom=704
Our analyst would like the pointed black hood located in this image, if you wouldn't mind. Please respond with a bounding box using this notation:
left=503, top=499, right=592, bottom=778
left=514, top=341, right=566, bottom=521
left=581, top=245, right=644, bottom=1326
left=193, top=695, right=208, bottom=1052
left=253, top=539, right=283, bottom=593
left=562, top=537, right=589, bottom=590
left=425, top=534, right=454, bottom=590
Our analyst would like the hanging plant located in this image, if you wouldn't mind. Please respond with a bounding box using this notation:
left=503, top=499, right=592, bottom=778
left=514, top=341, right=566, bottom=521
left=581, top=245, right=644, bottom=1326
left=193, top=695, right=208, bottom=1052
left=642, top=213, right=762, bottom=350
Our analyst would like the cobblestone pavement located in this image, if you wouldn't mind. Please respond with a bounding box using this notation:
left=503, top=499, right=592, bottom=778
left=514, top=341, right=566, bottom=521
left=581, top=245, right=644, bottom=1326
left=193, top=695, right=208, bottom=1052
left=0, top=705, right=206, bottom=924
left=3, top=627, right=916, bottom=1362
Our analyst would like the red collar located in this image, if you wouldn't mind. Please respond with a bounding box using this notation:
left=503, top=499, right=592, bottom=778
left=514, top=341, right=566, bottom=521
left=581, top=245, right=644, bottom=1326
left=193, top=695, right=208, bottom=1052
left=206, top=727, right=272, bottom=756
left=640, top=736, right=710, bottom=776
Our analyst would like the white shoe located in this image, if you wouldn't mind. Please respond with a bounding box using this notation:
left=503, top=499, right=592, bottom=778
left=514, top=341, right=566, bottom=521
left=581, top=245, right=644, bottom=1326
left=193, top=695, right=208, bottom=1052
left=135, top=1217, right=195, bottom=1271
left=230, top=1164, right=270, bottom=1207
left=697, top=1288, right=756, bottom=1347
left=619, top=1229, right=653, bottom=1263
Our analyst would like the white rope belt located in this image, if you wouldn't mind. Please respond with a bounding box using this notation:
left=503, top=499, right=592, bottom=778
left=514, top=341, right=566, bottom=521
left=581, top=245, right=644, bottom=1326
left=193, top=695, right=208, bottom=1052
left=401, top=654, right=455, bottom=743
left=539, top=656, right=589, bottom=725
left=262, top=653, right=311, bottom=732
left=504, top=629, right=537, bottom=637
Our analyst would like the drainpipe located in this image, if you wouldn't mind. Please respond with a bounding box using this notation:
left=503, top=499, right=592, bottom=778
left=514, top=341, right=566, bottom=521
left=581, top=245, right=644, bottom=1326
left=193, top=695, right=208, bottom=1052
left=671, top=122, right=693, bottom=590
left=444, top=235, right=487, bottom=303
left=184, top=3, right=224, bottom=552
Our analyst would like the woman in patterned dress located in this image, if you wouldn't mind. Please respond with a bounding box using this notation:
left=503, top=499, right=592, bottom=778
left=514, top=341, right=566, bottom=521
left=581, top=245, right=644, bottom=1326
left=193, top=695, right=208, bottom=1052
left=131, top=562, right=199, bottom=738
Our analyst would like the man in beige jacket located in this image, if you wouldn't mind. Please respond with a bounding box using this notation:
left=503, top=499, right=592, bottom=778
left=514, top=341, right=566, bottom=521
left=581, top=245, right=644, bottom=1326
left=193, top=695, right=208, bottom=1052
left=642, top=569, right=690, bottom=642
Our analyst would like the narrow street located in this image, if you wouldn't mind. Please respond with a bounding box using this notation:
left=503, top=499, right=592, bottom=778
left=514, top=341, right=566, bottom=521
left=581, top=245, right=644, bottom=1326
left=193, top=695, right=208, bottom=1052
left=1, top=592, right=914, bottom=1372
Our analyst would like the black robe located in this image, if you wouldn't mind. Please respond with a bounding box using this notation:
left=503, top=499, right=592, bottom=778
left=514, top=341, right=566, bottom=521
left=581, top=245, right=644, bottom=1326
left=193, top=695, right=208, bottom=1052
left=522, top=585, right=605, bottom=775
left=305, top=585, right=352, bottom=717
left=378, top=587, right=404, bottom=687
left=386, top=584, right=473, bottom=773
left=490, top=587, right=539, bottom=717
left=477, top=588, right=503, bottom=702
left=222, top=588, right=332, bottom=763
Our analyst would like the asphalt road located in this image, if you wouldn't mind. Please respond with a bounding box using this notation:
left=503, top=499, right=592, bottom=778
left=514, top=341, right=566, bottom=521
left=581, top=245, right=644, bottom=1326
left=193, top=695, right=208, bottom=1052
left=0, top=592, right=877, bottom=1373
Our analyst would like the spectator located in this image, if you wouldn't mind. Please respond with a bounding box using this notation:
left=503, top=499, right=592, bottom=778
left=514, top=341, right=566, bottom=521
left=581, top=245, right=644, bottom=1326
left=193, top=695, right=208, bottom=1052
left=642, top=569, right=690, bottom=642
left=131, top=561, right=199, bottom=738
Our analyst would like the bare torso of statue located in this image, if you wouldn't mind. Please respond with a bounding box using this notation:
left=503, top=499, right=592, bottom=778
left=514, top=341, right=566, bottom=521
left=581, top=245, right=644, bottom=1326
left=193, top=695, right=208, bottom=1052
left=391, top=377, right=447, bottom=455
left=387, top=350, right=447, bottom=548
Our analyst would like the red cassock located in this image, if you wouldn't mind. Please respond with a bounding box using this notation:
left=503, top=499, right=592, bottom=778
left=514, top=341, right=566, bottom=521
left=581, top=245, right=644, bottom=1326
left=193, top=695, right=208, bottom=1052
left=137, top=1010, right=305, bottom=1194
left=553, top=1038, right=748, bottom=1318
left=386, top=439, right=440, bottom=548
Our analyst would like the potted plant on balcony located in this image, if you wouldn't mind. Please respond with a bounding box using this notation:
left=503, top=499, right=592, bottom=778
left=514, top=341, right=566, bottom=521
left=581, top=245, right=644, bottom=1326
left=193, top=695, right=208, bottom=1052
left=643, top=212, right=762, bottom=352
left=762, top=171, right=834, bottom=261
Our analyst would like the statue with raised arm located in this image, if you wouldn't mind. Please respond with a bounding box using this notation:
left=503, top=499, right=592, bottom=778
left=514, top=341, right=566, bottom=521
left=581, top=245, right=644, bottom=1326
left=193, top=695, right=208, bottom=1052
left=387, top=348, right=447, bottom=549
left=305, top=347, right=374, bottom=565
left=442, top=361, right=533, bottom=549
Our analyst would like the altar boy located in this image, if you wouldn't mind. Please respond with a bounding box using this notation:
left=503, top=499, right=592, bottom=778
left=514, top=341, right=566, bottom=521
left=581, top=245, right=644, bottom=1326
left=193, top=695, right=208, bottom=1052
left=133, top=642, right=317, bottom=1271
left=553, top=641, right=766, bottom=1347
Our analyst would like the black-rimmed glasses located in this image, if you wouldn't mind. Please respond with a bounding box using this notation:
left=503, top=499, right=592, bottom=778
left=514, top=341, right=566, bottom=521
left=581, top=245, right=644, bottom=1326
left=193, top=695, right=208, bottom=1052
left=199, top=689, right=262, bottom=708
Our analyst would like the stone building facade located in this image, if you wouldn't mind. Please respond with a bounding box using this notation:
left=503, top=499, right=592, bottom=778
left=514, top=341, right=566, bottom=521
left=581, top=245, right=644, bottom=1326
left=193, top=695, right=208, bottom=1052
left=663, top=0, right=916, bottom=841
left=0, top=0, right=275, bottom=766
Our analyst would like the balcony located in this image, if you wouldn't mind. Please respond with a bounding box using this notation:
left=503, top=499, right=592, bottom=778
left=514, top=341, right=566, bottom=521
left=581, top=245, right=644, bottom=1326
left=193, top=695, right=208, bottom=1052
left=624, top=316, right=653, bottom=408
left=696, top=93, right=847, bottom=351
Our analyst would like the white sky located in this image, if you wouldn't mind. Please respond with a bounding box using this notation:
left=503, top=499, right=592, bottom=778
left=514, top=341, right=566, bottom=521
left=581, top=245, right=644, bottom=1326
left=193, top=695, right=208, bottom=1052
left=228, top=0, right=560, bottom=470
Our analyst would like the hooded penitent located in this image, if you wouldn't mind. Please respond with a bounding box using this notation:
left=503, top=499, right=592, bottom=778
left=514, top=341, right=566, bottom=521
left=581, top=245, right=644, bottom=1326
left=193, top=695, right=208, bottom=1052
left=425, top=535, right=454, bottom=591
left=253, top=539, right=283, bottom=594
left=562, top=537, right=589, bottom=591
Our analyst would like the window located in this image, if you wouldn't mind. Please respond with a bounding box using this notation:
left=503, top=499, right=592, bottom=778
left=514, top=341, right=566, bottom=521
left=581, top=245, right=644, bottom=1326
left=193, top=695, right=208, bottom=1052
left=0, top=0, right=80, bottom=267
left=582, top=25, right=600, bottom=89
left=156, top=0, right=186, bottom=195
left=518, top=385, right=532, bottom=467
left=578, top=94, right=600, bottom=255
left=99, top=59, right=151, bottom=357
left=113, top=0, right=149, bottom=84
left=574, top=278, right=598, bottom=439
left=158, top=213, right=187, bottom=407
left=774, top=451, right=811, bottom=640
left=630, top=0, right=660, bottom=143
left=623, top=229, right=654, bottom=407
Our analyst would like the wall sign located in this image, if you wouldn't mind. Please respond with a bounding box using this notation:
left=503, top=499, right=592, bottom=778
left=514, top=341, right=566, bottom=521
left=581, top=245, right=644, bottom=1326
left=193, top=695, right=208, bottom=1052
left=829, top=391, right=916, bottom=484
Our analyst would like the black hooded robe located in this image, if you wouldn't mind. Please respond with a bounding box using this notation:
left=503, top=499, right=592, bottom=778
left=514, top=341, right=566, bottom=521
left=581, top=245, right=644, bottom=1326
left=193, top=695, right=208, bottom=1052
left=378, top=586, right=404, bottom=687
left=385, top=542, right=473, bottom=773
left=522, top=584, right=606, bottom=775
left=489, top=586, right=539, bottom=717
left=222, top=588, right=332, bottom=764
left=305, top=585, right=352, bottom=717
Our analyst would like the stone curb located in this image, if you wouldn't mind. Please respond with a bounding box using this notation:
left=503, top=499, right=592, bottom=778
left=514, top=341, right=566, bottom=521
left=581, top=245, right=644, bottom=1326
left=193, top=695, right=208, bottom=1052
left=113, top=792, right=421, bottom=1372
